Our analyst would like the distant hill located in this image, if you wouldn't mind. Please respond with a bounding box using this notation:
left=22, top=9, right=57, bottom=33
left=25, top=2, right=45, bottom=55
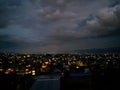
left=73, top=47, right=120, bottom=54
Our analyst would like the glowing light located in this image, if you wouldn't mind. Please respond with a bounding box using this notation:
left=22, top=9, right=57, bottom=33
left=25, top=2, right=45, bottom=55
left=27, top=54, right=30, bottom=57
left=32, top=70, right=35, bottom=75
left=42, top=65, right=46, bottom=68
left=45, top=61, right=49, bottom=65
left=0, top=68, right=3, bottom=71
left=25, top=68, right=29, bottom=72
left=76, top=66, right=79, bottom=69
left=5, top=68, right=14, bottom=74
left=26, top=65, right=31, bottom=67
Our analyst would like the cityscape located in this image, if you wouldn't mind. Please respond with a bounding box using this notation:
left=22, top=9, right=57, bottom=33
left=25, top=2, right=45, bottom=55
left=0, top=52, right=120, bottom=76
left=0, top=52, right=120, bottom=90
left=0, top=0, right=120, bottom=90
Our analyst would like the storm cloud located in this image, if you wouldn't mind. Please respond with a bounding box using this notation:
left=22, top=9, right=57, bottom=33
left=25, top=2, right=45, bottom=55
left=0, top=0, right=120, bottom=53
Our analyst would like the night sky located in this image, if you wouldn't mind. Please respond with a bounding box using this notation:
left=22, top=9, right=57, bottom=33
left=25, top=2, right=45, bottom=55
left=0, top=0, right=120, bottom=53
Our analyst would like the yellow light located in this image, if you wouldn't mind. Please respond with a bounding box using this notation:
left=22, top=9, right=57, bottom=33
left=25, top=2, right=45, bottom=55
left=26, top=65, right=31, bottom=67
left=32, top=70, right=35, bottom=75
left=5, top=71, right=9, bottom=74
left=8, top=68, right=11, bottom=71
left=5, top=68, right=14, bottom=74
left=42, top=65, right=46, bottom=68
left=25, top=69, right=29, bottom=72
left=27, top=54, right=30, bottom=57
left=33, top=60, right=36, bottom=63
left=28, top=71, right=31, bottom=74
left=25, top=72, right=29, bottom=74
left=0, top=68, right=3, bottom=71
left=45, top=61, right=49, bottom=64
left=76, top=66, right=79, bottom=69
left=68, top=61, right=71, bottom=65
left=32, top=73, right=35, bottom=76
left=32, top=70, right=35, bottom=73
left=11, top=69, right=14, bottom=72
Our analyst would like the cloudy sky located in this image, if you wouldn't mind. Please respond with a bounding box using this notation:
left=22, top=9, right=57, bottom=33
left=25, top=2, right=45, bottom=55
left=0, top=0, right=120, bottom=53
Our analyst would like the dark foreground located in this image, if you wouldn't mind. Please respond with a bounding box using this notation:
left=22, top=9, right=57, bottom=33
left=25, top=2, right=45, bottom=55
left=0, top=71, right=120, bottom=90
left=60, top=74, right=120, bottom=90
left=0, top=72, right=34, bottom=90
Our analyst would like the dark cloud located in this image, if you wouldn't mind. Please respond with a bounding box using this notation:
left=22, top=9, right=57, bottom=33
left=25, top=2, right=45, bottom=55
left=109, top=0, right=120, bottom=7
left=0, top=0, right=120, bottom=53
left=0, top=0, right=22, bottom=28
left=48, top=1, right=120, bottom=52
left=0, top=34, right=21, bottom=49
left=85, top=4, right=120, bottom=37
left=0, top=6, right=8, bottom=28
